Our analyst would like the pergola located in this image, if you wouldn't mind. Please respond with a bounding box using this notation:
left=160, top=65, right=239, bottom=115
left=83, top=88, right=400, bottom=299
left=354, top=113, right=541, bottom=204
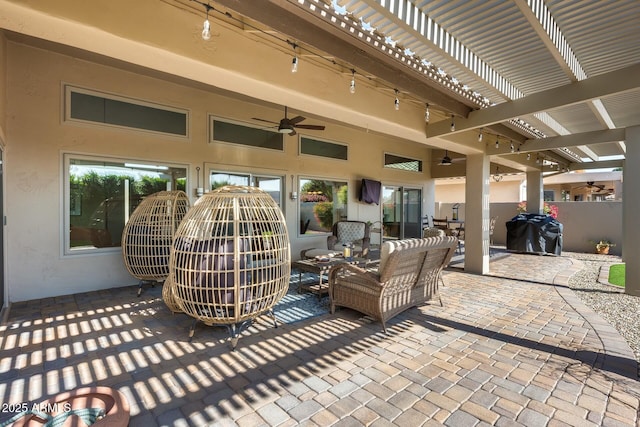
left=196, top=0, right=640, bottom=293
left=2, top=0, right=639, bottom=294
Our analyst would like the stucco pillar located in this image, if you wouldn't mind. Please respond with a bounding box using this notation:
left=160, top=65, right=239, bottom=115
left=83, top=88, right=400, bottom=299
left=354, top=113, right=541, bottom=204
left=526, top=170, right=543, bottom=213
left=464, top=153, right=490, bottom=274
left=623, top=126, right=640, bottom=296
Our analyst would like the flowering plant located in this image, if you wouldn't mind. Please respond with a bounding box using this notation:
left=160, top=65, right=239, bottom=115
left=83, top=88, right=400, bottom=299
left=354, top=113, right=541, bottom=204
left=592, top=240, right=615, bottom=250
left=517, top=201, right=558, bottom=219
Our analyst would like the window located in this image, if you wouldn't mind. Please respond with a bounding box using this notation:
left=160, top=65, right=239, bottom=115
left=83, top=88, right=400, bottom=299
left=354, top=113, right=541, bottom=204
left=211, top=118, right=284, bottom=151
left=299, top=178, right=348, bottom=235
left=65, top=155, right=187, bottom=254
left=65, top=86, right=188, bottom=137
left=210, top=171, right=283, bottom=207
left=300, top=137, right=348, bottom=160
left=384, top=153, right=422, bottom=172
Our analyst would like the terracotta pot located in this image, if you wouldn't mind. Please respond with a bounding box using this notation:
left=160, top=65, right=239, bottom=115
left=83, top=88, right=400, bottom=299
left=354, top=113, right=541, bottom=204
left=13, top=386, right=130, bottom=427
left=596, top=246, right=610, bottom=255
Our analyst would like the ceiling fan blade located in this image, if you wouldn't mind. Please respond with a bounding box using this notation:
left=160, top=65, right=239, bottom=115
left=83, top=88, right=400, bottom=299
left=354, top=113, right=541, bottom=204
left=294, top=124, right=325, bottom=130
left=252, top=117, right=278, bottom=125
left=289, top=116, right=306, bottom=125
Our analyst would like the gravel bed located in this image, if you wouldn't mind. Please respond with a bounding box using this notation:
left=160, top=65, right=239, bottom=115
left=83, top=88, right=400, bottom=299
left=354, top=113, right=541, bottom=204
left=563, top=251, right=640, bottom=362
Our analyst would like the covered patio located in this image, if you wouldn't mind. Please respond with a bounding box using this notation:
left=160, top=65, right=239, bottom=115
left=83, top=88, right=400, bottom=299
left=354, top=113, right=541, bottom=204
left=1, top=250, right=638, bottom=425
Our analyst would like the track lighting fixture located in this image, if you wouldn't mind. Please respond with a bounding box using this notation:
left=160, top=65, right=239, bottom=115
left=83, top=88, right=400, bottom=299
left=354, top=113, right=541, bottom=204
left=493, top=167, right=503, bottom=182
left=495, top=138, right=499, bottom=149
left=290, top=42, right=299, bottom=73
left=478, top=130, right=483, bottom=142
left=349, top=70, right=356, bottom=94
left=450, top=115, right=455, bottom=131
left=536, top=155, right=541, bottom=164
left=425, top=104, right=430, bottom=123
left=394, top=90, right=400, bottom=111
left=202, top=19, right=211, bottom=40
left=201, top=5, right=212, bottom=40
left=527, top=153, right=531, bottom=160
left=510, top=142, right=515, bottom=153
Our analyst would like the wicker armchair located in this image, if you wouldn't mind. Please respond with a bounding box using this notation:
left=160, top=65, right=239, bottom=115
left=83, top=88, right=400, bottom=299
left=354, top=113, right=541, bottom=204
left=329, top=236, right=457, bottom=333
left=327, top=220, right=371, bottom=258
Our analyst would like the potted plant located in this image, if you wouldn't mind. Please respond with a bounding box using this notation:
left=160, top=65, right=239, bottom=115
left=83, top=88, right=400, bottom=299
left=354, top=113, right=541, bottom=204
left=593, top=239, right=615, bottom=255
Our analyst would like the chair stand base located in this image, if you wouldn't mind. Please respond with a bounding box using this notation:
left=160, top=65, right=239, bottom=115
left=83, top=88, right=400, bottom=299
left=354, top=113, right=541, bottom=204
left=137, top=280, right=158, bottom=297
left=188, top=309, right=278, bottom=350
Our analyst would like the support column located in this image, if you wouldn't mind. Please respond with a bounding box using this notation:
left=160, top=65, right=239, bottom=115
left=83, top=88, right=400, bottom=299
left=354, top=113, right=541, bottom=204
left=526, top=170, right=543, bottom=213
left=464, top=154, right=490, bottom=274
left=624, top=126, right=640, bottom=296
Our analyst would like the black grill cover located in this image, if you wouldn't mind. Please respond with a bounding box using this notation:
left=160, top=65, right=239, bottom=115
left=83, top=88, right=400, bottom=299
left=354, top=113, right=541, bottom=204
left=506, top=213, right=563, bottom=255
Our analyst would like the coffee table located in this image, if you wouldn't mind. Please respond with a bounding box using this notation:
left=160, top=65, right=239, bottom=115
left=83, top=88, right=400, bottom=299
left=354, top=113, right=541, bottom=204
left=293, top=257, right=368, bottom=299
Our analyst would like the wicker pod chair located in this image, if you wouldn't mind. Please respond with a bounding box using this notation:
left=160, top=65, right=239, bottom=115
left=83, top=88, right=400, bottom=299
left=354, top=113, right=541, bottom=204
left=169, top=185, right=291, bottom=350
left=162, top=274, right=183, bottom=314
left=121, top=190, right=190, bottom=296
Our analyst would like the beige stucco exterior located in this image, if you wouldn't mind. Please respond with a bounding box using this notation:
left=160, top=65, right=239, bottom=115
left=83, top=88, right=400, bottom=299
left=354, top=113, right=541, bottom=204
left=4, top=39, right=437, bottom=302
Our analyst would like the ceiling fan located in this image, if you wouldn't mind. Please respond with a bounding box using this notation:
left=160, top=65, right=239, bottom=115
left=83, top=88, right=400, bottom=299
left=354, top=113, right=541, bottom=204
left=252, top=106, right=325, bottom=135
left=573, top=181, right=611, bottom=194
left=437, top=150, right=465, bottom=166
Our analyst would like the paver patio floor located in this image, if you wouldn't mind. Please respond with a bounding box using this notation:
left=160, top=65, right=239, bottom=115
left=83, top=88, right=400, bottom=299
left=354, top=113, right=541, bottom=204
left=1, top=251, right=639, bottom=426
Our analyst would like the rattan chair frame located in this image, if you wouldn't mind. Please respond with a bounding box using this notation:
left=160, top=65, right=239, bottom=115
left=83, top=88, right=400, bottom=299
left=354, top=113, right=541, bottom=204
left=121, top=190, right=190, bottom=296
left=329, top=236, right=457, bottom=333
left=168, top=185, right=291, bottom=349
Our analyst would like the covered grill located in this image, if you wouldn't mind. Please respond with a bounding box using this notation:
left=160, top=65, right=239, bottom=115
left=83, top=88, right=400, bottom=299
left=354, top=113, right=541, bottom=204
left=506, top=213, right=563, bottom=255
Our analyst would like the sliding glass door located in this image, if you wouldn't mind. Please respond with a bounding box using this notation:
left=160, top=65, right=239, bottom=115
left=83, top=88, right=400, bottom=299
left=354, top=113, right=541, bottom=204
left=382, top=185, right=422, bottom=241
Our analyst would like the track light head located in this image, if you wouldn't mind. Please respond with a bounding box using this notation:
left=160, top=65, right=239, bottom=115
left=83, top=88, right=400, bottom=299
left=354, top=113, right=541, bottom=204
left=349, top=70, right=356, bottom=94
left=202, top=19, right=211, bottom=40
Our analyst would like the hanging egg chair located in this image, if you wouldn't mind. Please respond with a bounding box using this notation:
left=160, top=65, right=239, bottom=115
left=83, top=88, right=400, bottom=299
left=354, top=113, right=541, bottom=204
left=121, top=190, right=190, bottom=296
left=169, top=185, right=290, bottom=349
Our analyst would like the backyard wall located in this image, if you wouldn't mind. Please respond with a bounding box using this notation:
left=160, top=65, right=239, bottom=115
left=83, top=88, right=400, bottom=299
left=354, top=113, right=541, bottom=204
left=438, top=201, right=622, bottom=256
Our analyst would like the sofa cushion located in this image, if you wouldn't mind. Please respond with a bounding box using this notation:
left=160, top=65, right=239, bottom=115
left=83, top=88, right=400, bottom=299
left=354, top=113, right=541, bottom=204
left=336, top=221, right=365, bottom=245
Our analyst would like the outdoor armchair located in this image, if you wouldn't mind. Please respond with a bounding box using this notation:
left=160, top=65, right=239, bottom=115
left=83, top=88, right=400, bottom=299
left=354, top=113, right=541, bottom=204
left=329, top=236, right=457, bottom=333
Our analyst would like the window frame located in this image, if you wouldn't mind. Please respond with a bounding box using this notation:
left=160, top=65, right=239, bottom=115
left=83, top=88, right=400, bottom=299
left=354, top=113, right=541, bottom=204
left=63, top=84, right=190, bottom=139
left=209, top=115, right=285, bottom=152
left=298, top=176, right=349, bottom=237
left=62, top=153, right=189, bottom=256
left=206, top=165, right=286, bottom=209
left=383, top=152, right=423, bottom=173
left=299, top=136, right=349, bottom=161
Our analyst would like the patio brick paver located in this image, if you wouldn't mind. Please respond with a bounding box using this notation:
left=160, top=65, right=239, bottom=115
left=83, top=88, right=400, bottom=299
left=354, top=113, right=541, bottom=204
left=1, top=251, right=639, bottom=426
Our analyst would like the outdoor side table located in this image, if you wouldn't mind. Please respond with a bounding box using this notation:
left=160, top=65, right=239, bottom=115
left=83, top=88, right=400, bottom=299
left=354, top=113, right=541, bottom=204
left=293, top=257, right=368, bottom=299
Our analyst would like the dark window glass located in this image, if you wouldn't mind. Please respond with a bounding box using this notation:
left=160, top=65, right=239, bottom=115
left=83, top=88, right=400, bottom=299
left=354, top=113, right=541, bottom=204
left=213, top=121, right=284, bottom=151
left=300, top=137, right=348, bottom=160
left=70, top=91, right=187, bottom=136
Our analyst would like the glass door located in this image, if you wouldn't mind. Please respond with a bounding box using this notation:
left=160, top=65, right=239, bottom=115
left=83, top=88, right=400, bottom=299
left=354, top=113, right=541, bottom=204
left=403, top=188, right=422, bottom=238
left=382, top=186, right=402, bottom=240
left=382, top=185, right=422, bottom=241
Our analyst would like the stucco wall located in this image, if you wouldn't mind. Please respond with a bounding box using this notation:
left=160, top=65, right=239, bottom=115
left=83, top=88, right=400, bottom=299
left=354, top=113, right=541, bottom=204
left=435, top=178, right=523, bottom=203
left=437, top=201, right=622, bottom=256
left=5, top=41, right=435, bottom=302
